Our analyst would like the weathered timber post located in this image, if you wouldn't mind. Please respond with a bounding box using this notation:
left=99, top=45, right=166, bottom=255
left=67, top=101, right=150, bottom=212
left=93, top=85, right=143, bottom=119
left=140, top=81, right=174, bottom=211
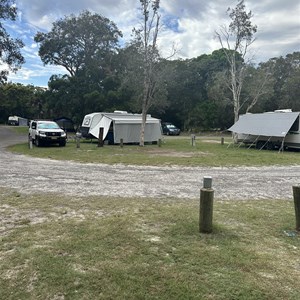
left=221, top=137, right=224, bottom=145
left=158, top=139, right=162, bottom=147
left=28, top=135, right=33, bottom=149
left=191, top=134, right=196, bottom=147
left=292, top=186, right=300, bottom=231
left=76, top=132, right=81, bottom=148
left=120, top=138, right=124, bottom=148
left=98, top=127, right=104, bottom=147
left=199, top=176, right=214, bottom=233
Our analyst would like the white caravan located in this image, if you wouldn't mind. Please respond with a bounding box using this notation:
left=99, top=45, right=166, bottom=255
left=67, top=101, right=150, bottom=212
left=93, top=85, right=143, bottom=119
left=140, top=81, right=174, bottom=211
left=229, top=110, right=300, bottom=150
left=80, top=111, right=162, bottom=144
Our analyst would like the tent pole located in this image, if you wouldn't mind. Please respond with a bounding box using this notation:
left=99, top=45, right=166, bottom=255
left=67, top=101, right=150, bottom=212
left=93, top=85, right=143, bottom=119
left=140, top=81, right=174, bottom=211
left=227, top=141, right=233, bottom=149
left=279, top=138, right=285, bottom=153
left=261, top=136, right=272, bottom=150
left=227, top=135, right=235, bottom=149
left=248, top=135, right=260, bottom=149
left=237, top=134, right=250, bottom=149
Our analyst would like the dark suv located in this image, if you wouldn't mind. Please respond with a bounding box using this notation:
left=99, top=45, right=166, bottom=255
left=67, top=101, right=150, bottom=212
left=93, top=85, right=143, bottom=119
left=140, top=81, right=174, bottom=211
left=29, top=120, right=67, bottom=147
left=162, top=122, right=180, bottom=135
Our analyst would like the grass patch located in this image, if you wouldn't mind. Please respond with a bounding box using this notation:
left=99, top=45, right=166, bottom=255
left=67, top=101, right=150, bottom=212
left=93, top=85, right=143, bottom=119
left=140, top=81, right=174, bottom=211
left=1, top=187, right=299, bottom=299
left=8, top=136, right=300, bottom=167
left=9, top=126, right=29, bottom=135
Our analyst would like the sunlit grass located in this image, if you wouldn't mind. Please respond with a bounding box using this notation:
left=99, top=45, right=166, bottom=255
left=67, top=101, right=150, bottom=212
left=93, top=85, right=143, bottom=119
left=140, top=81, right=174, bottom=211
left=8, top=136, right=300, bottom=166
left=1, top=187, right=299, bottom=299
left=9, top=125, right=29, bottom=134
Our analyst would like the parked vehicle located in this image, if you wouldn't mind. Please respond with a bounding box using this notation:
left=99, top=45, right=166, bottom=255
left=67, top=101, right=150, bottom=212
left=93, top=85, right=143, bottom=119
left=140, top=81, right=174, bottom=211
left=162, top=122, right=180, bottom=135
left=8, top=116, right=28, bottom=126
left=29, top=120, right=67, bottom=147
left=80, top=111, right=162, bottom=144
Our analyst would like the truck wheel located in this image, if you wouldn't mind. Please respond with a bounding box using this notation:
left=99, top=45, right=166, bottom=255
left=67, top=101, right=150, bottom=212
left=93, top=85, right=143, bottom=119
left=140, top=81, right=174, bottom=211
left=256, top=141, right=264, bottom=150
left=35, top=137, right=40, bottom=147
left=59, top=140, right=66, bottom=147
left=266, top=142, right=274, bottom=150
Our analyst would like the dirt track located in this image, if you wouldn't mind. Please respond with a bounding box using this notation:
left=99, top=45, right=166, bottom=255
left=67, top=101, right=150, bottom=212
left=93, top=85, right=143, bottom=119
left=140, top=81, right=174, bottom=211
left=0, top=126, right=299, bottom=200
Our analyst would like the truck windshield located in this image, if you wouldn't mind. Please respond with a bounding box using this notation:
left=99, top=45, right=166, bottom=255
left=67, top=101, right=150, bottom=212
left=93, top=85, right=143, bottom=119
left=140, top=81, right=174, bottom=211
left=166, top=124, right=177, bottom=129
left=38, top=123, right=60, bottom=129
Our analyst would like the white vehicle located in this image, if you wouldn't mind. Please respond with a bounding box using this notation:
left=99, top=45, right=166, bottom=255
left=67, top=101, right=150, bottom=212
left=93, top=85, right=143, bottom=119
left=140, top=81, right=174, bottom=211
left=29, top=120, right=67, bottom=147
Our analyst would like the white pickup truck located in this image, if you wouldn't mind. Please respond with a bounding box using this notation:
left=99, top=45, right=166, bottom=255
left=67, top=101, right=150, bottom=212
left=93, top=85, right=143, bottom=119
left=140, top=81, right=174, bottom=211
left=29, top=120, right=67, bottom=147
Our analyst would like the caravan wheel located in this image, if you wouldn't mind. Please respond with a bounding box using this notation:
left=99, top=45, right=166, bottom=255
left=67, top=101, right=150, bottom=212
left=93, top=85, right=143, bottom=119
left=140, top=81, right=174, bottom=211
left=35, top=137, right=41, bottom=147
left=256, top=141, right=265, bottom=150
left=266, top=142, right=274, bottom=150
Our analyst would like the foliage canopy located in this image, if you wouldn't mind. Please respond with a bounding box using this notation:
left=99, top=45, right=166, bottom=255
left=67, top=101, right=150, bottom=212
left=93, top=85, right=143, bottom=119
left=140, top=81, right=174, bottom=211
left=34, top=11, right=122, bottom=77
left=0, top=0, right=24, bottom=83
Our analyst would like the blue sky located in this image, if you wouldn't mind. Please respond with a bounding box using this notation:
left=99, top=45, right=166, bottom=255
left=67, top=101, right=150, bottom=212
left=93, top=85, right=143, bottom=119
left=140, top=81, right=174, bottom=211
left=2, top=0, right=300, bottom=87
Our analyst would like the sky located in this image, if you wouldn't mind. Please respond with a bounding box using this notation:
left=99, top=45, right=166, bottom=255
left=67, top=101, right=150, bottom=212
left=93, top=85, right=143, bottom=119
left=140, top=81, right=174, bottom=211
left=2, top=0, right=300, bottom=87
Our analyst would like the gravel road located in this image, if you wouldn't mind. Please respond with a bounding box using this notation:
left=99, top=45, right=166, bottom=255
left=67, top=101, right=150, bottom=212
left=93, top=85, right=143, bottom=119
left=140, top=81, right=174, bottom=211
left=0, top=126, right=299, bottom=200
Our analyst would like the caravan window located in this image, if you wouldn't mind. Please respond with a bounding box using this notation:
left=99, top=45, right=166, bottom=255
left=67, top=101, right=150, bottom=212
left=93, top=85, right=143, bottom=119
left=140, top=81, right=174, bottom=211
left=290, top=117, right=299, bottom=131
left=84, top=117, right=91, bottom=126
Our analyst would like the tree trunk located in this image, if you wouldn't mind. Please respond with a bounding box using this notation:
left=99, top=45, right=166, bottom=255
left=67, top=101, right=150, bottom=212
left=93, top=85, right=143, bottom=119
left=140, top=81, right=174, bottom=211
left=140, top=103, right=147, bottom=147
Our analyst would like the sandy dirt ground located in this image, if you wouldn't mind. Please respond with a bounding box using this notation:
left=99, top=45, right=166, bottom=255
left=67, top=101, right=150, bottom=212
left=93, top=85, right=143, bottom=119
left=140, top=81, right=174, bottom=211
left=0, top=126, right=299, bottom=200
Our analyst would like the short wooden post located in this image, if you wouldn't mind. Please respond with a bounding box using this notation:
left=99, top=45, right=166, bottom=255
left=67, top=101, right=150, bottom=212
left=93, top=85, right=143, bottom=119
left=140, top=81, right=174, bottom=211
left=221, top=137, right=224, bottom=145
left=199, top=176, right=214, bottom=233
left=120, top=138, right=124, bottom=148
left=75, top=132, right=81, bottom=148
left=292, top=186, right=300, bottom=231
left=98, top=127, right=104, bottom=147
left=158, top=139, right=162, bottom=147
left=28, top=136, right=33, bottom=149
left=191, top=134, right=196, bottom=147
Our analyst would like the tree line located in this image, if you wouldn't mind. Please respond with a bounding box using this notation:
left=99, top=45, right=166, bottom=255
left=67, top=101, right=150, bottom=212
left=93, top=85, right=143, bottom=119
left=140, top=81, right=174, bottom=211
left=0, top=1, right=299, bottom=133
left=1, top=49, right=299, bottom=131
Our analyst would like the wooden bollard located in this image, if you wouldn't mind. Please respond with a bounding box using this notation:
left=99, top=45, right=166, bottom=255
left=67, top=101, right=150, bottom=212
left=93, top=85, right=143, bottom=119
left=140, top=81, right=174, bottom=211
left=221, top=137, right=224, bottom=145
left=292, top=186, right=300, bottom=231
left=120, top=138, right=124, bottom=148
left=191, top=134, right=196, bottom=147
left=28, top=136, right=33, bottom=149
left=158, top=139, right=162, bottom=147
left=98, top=127, right=104, bottom=147
left=199, top=176, right=214, bottom=233
left=75, top=132, right=81, bottom=148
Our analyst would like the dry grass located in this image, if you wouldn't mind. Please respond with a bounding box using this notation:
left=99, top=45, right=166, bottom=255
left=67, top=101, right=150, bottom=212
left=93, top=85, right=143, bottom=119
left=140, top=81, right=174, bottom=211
left=1, top=187, right=300, bottom=299
left=7, top=135, right=300, bottom=166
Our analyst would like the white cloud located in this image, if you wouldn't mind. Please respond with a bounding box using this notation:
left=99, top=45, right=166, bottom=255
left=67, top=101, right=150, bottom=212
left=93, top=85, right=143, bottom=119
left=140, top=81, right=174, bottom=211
left=8, top=64, right=67, bottom=87
left=6, top=0, right=300, bottom=86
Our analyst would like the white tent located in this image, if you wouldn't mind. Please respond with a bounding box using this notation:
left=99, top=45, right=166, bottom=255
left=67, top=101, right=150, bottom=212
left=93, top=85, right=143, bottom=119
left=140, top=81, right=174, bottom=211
left=81, top=112, right=162, bottom=144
